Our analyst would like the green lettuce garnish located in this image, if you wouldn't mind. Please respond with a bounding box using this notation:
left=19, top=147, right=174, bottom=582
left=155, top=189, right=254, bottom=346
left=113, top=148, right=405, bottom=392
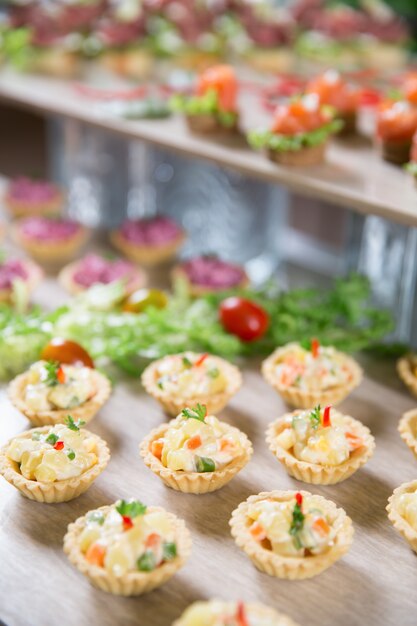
left=248, top=120, right=343, bottom=153
left=170, top=89, right=237, bottom=127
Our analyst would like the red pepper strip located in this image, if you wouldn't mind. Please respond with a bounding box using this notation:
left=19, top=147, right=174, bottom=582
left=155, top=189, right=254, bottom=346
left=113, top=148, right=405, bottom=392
left=57, top=366, right=66, bottom=384
left=122, top=516, right=133, bottom=531
left=311, top=338, right=320, bottom=358
left=194, top=353, right=208, bottom=367
left=322, top=406, right=332, bottom=428
left=236, top=602, right=249, bottom=626
left=295, top=492, right=303, bottom=507
left=54, top=441, right=64, bottom=451
left=360, top=88, right=383, bottom=108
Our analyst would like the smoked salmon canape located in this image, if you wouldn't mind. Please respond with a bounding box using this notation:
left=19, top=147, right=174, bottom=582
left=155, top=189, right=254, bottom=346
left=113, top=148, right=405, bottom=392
left=248, top=94, right=342, bottom=166
left=375, top=100, right=417, bottom=165
left=170, top=64, right=240, bottom=134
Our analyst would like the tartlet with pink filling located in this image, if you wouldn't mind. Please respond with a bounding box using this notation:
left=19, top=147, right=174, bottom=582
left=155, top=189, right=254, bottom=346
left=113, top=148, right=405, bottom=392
left=3, top=177, right=64, bottom=218
left=59, top=253, right=146, bottom=295
left=110, top=216, right=185, bottom=266
left=13, top=216, right=89, bottom=264
left=0, top=257, right=43, bottom=302
left=172, top=256, right=248, bottom=296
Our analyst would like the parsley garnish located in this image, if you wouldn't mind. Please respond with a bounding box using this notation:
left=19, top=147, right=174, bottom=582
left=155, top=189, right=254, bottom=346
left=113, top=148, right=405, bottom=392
left=309, top=405, right=321, bottom=430
left=45, top=432, right=59, bottom=446
left=289, top=495, right=305, bottom=550
left=43, top=361, right=60, bottom=387
left=162, top=542, right=177, bottom=561
left=181, top=404, right=207, bottom=422
left=207, top=367, right=219, bottom=379
left=65, top=415, right=85, bottom=431
left=182, top=356, right=192, bottom=368
left=115, top=499, right=147, bottom=519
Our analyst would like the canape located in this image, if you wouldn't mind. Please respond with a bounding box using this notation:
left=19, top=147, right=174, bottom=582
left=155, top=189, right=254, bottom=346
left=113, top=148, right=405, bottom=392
left=262, top=340, right=362, bottom=408
left=3, top=177, right=64, bottom=218
left=171, top=64, right=239, bottom=133
left=0, top=417, right=110, bottom=503
left=59, top=253, right=146, bottom=295
left=173, top=600, right=299, bottom=626
left=398, top=408, right=417, bottom=459
left=140, top=404, right=252, bottom=494
left=9, top=359, right=111, bottom=426
left=142, top=351, right=242, bottom=416
left=248, top=95, right=342, bottom=166
left=305, top=70, right=360, bottom=134
left=64, top=498, right=191, bottom=595
left=230, top=490, right=353, bottom=579
left=110, top=216, right=185, bottom=266
left=397, top=354, right=417, bottom=399
left=266, top=405, right=375, bottom=484
left=172, top=255, right=248, bottom=296
left=387, top=480, right=417, bottom=554
left=0, top=256, right=43, bottom=303
left=403, top=72, right=417, bottom=108
left=13, top=216, right=89, bottom=264
left=406, top=131, right=417, bottom=184
left=375, top=100, right=417, bottom=165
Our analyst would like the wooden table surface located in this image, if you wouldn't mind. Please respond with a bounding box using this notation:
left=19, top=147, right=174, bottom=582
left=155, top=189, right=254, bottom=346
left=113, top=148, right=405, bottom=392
left=1, top=330, right=417, bottom=626
left=0, top=69, right=417, bottom=226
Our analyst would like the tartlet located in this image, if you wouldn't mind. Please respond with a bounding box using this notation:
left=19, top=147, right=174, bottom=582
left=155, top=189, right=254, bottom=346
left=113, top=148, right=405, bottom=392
left=387, top=480, right=417, bottom=554
left=262, top=340, right=362, bottom=408
left=140, top=404, right=252, bottom=494
left=376, top=100, right=417, bottom=165
left=141, top=351, right=242, bottom=416
left=230, top=490, right=353, bottom=580
left=0, top=257, right=43, bottom=303
left=398, top=408, right=417, bottom=459
left=266, top=405, right=375, bottom=484
left=3, top=177, right=64, bottom=218
left=9, top=360, right=111, bottom=427
left=12, top=216, right=89, bottom=264
left=172, top=256, right=248, bottom=297
left=305, top=70, right=360, bottom=135
left=397, top=354, right=417, bottom=399
left=110, top=216, right=185, bottom=266
left=59, top=253, right=146, bottom=295
left=173, top=600, right=299, bottom=626
left=0, top=419, right=110, bottom=503
left=64, top=499, right=191, bottom=595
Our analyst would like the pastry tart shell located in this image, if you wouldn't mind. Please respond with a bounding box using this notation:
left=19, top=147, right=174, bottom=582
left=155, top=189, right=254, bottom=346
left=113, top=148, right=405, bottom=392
left=398, top=408, right=417, bottom=459
left=58, top=260, right=147, bottom=296
left=109, top=229, right=186, bottom=266
left=266, top=410, right=375, bottom=484
left=8, top=369, right=111, bottom=427
left=12, top=222, right=89, bottom=264
left=0, top=426, right=110, bottom=503
left=171, top=265, right=249, bottom=297
left=0, top=260, right=43, bottom=303
left=4, top=191, right=64, bottom=218
left=230, top=490, right=354, bottom=579
left=139, top=422, right=253, bottom=494
left=262, top=346, right=363, bottom=409
left=141, top=354, right=242, bottom=417
left=173, top=601, right=299, bottom=626
left=63, top=504, right=192, bottom=595
left=397, top=357, right=417, bottom=400
left=387, top=480, right=417, bottom=554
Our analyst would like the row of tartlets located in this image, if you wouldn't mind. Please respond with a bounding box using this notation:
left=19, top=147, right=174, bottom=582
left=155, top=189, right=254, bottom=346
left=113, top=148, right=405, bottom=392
left=1, top=341, right=417, bottom=615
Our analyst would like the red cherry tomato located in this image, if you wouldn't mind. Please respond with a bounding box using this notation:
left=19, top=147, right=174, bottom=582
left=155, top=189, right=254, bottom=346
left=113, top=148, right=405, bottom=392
left=219, top=297, right=269, bottom=342
left=41, top=338, right=94, bottom=368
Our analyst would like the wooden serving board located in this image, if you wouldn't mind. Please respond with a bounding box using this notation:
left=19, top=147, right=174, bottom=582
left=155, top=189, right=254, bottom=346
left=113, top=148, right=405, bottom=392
left=1, top=342, right=417, bottom=626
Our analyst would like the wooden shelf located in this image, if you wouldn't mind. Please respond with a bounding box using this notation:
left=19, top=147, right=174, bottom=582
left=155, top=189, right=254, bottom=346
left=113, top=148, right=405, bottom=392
left=0, top=69, right=417, bottom=227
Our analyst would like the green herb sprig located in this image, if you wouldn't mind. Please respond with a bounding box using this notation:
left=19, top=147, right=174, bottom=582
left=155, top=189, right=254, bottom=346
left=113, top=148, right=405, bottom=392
left=181, top=404, right=207, bottom=422
left=43, top=361, right=60, bottom=387
left=65, top=415, right=86, bottom=432
left=309, top=406, right=321, bottom=430
left=116, top=500, right=147, bottom=519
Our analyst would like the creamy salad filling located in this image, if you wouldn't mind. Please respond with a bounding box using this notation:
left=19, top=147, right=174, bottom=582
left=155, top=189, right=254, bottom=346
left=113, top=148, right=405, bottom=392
left=274, top=340, right=354, bottom=391
left=178, top=600, right=288, bottom=626
left=23, top=360, right=96, bottom=412
left=79, top=499, right=178, bottom=576
left=397, top=492, right=417, bottom=530
left=154, top=353, right=228, bottom=399
left=247, top=493, right=335, bottom=557
left=6, top=417, right=97, bottom=482
left=151, top=404, right=245, bottom=473
left=275, top=405, right=364, bottom=466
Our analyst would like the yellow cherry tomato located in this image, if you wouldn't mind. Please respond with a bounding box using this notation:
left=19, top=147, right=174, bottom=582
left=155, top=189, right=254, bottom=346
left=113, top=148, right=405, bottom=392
left=122, top=288, right=168, bottom=313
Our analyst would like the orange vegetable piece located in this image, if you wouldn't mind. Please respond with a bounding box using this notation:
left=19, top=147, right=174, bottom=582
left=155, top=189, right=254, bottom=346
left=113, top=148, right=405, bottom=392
left=196, top=65, right=238, bottom=112
left=312, top=517, right=330, bottom=537
left=272, top=97, right=330, bottom=135
left=85, top=543, right=106, bottom=567
left=57, top=366, right=66, bottom=385
left=145, top=532, right=161, bottom=549
left=219, top=438, right=235, bottom=453
left=306, top=71, right=360, bottom=113
left=376, top=100, right=417, bottom=142
left=41, top=338, right=94, bottom=368
left=151, top=440, right=164, bottom=460
left=186, top=435, right=202, bottom=450
left=345, top=432, right=363, bottom=451
left=404, top=72, right=417, bottom=106
left=249, top=521, right=266, bottom=542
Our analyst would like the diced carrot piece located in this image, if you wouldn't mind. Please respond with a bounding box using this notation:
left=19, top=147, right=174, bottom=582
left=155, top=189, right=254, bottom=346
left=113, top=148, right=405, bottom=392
left=85, top=543, right=106, bottom=567
left=151, top=440, right=164, bottom=460
left=194, top=353, right=208, bottom=367
left=57, top=366, right=66, bottom=384
left=219, top=438, right=235, bottom=453
left=145, top=533, right=161, bottom=549
left=249, top=521, right=266, bottom=542
left=186, top=435, right=202, bottom=450
left=345, top=432, right=363, bottom=450
left=312, top=517, right=330, bottom=537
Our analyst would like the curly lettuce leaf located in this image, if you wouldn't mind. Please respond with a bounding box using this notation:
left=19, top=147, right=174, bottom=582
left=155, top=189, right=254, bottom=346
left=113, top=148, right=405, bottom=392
left=248, top=120, right=343, bottom=153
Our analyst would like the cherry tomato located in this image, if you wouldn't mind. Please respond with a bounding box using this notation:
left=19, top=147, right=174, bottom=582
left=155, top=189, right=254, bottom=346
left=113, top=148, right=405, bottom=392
left=122, top=288, right=168, bottom=313
left=219, top=297, right=269, bottom=342
left=41, top=338, right=94, bottom=368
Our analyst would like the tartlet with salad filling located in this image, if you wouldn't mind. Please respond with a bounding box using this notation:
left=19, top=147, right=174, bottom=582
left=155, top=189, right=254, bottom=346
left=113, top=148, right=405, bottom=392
left=0, top=256, right=43, bottom=303
left=59, top=253, right=146, bottom=295
left=9, top=359, right=111, bottom=427
left=266, top=405, right=375, bottom=484
left=171, top=64, right=239, bottom=133
left=63, top=498, right=191, bottom=595
left=375, top=100, right=417, bottom=165
left=397, top=353, right=417, bottom=399
left=172, top=255, right=248, bottom=296
left=262, top=339, right=362, bottom=408
left=398, top=408, right=417, bottom=460
left=0, top=417, right=110, bottom=503
left=110, top=216, right=185, bottom=266
left=3, top=176, right=64, bottom=218
left=387, top=480, right=417, bottom=554
left=141, top=351, right=242, bottom=417
left=305, top=69, right=360, bottom=134
left=230, top=490, right=353, bottom=580
left=173, top=600, right=299, bottom=626
left=248, top=95, right=342, bottom=166
left=140, top=404, right=252, bottom=494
